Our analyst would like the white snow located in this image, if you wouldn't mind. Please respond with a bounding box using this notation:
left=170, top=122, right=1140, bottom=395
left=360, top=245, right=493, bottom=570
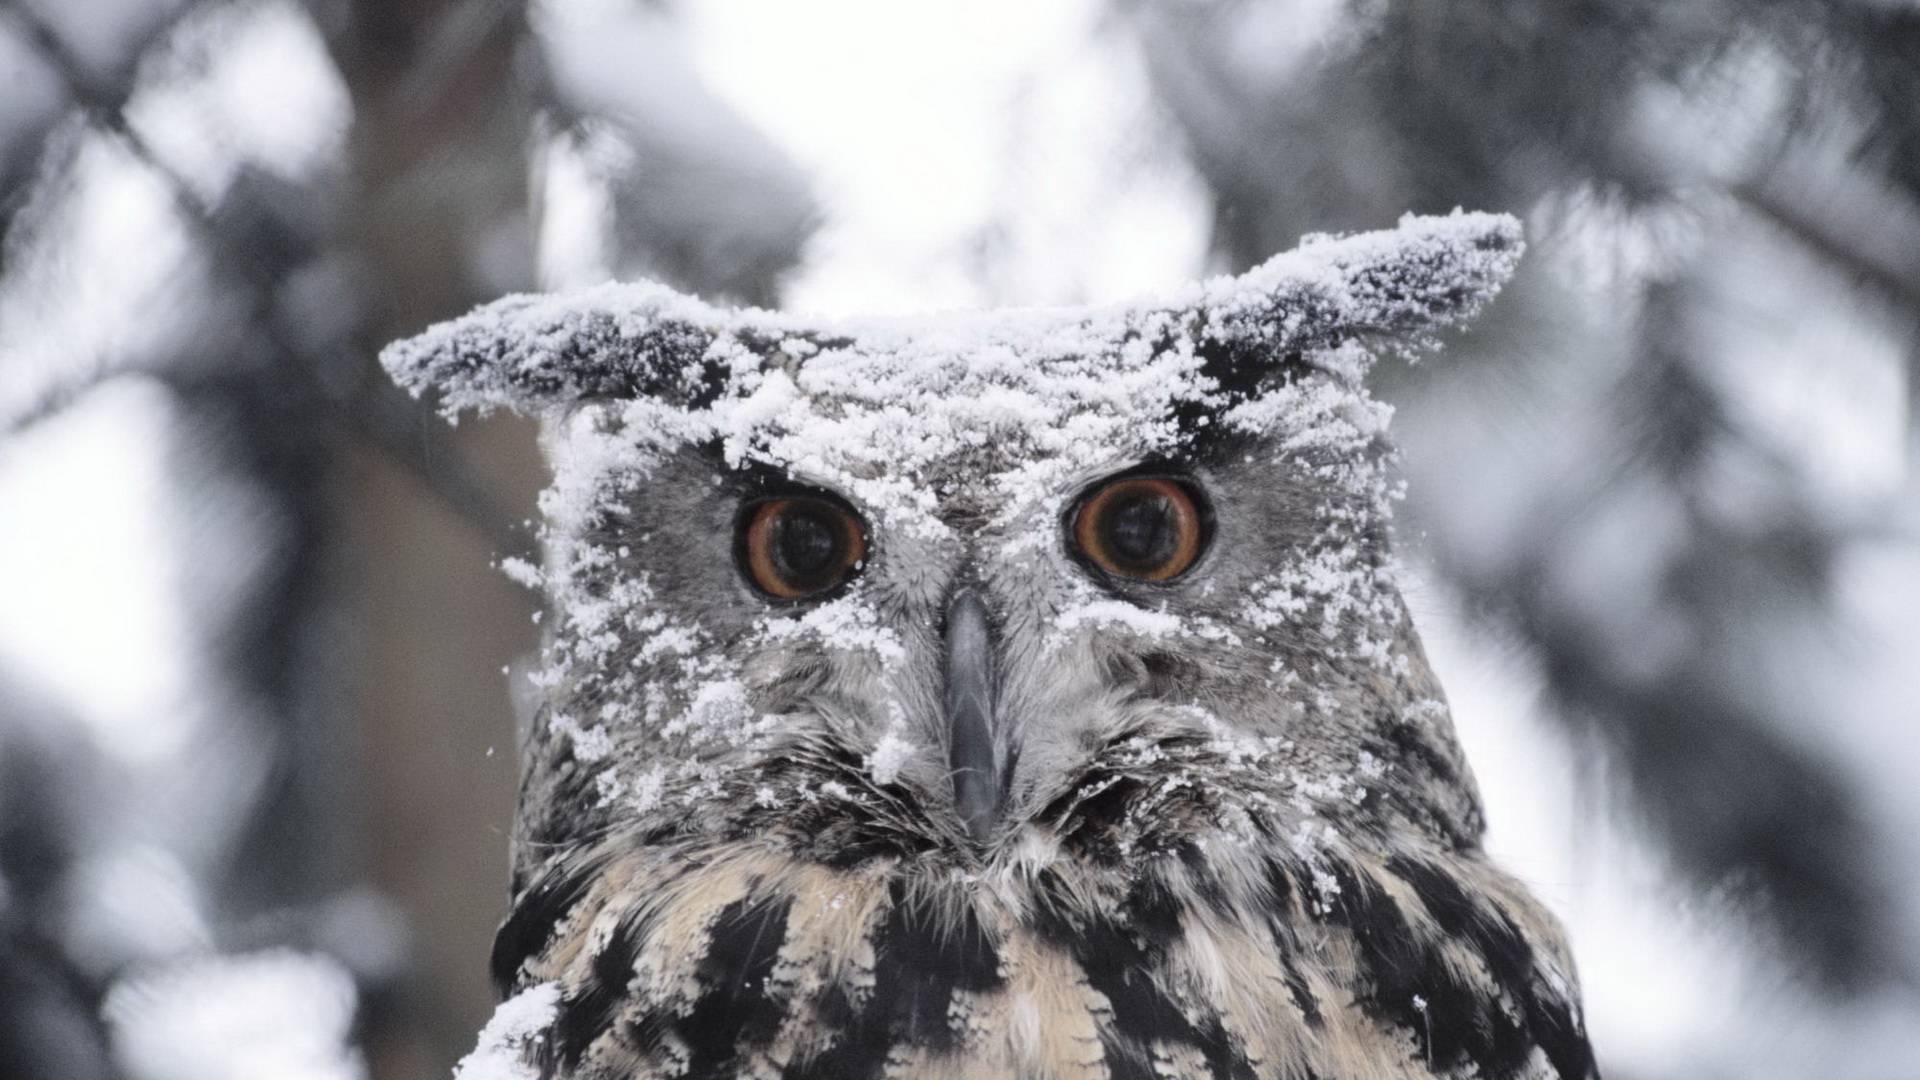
left=1049, top=598, right=1191, bottom=641
left=865, top=706, right=917, bottom=785
left=758, top=594, right=908, bottom=662
left=453, top=982, right=562, bottom=1080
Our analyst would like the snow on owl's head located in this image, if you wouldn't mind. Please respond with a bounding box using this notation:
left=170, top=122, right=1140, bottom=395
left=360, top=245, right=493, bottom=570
left=384, top=211, right=1522, bottom=883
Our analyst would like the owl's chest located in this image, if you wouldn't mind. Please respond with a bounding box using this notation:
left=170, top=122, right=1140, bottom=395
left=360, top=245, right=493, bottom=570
left=519, top=844, right=1587, bottom=1080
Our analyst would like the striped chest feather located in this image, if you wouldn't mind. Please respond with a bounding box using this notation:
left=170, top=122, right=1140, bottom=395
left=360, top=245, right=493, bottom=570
left=492, top=839, right=1596, bottom=1080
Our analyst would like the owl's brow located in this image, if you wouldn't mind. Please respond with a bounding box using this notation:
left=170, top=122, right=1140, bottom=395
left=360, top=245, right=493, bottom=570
left=1171, top=349, right=1317, bottom=463
left=1174, top=426, right=1268, bottom=467
left=688, top=442, right=849, bottom=501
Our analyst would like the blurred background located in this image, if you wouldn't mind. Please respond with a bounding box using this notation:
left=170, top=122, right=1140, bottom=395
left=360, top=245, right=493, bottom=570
left=0, top=1, right=1915, bottom=1078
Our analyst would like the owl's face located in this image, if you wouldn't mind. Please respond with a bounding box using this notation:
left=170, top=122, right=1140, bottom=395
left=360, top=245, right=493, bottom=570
left=387, top=212, right=1519, bottom=878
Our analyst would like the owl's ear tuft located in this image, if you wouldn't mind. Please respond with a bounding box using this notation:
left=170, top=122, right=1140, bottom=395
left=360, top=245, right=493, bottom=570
left=1192, top=210, right=1524, bottom=380
left=379, top=281, right=793, bottom=419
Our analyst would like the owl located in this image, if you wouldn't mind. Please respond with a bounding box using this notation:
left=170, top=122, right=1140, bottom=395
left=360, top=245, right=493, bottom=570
left=386, top=211, right=1597, bottom=1080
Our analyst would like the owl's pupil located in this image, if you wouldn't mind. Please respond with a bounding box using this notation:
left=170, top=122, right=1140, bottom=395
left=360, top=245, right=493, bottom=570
left=775, top=508, right=840, bottom=577
left=740, top=493, right=867, bottom=600
left=1102, top=493, right=1175, bottom=569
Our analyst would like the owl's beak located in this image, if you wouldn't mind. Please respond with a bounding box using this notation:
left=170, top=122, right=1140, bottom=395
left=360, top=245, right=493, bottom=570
left=944, top=587, right=1000, bottom=847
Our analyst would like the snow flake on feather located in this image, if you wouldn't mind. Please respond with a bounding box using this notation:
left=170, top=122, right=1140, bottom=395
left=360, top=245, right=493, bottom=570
left=1243, top=549, right=1411, bottom=677
left=453, top=982, right=559, bottom=1080
left=1046, top=595, right=1240, bottom=651
left=865, top=705, right=916, bottom=786
left=754, top=595, right=905, bottom=664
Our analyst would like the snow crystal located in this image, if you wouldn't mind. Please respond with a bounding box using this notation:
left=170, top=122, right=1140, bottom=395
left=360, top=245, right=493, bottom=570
left=1308, top=868, right=1341, bottom=917
left=1050, top=598, right=1189, bottom=640
left=453, top=982, right=561, bottom=1080
left=866, top=706, right=917, bottom=785
left=1242, top=551, right=1407, bottom=676
left=549, top=711, right=614, bottom=762
left=666, top=678, right=752, bottom=741
left=757, top=594, right=907, bottom=662
left=499, top=555, right=544, bottom=589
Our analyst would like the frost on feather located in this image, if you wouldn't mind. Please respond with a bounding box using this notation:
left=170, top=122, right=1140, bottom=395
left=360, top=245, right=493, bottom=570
left=453, top=983, right=560, bottom=1080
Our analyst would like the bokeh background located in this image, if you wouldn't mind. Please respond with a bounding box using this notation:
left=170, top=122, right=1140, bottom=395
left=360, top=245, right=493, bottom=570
left=1, top=1, right=1916, bottom=1078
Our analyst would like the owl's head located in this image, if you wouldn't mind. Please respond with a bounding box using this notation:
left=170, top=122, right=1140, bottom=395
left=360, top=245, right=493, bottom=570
left=385, top=212, right=1521, bottom=889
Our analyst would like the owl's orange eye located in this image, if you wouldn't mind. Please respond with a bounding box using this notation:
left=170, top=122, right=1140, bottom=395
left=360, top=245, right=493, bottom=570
left=1070, top=475, right=1209, bottom=583
left=739, top=495, right=868, bottom=600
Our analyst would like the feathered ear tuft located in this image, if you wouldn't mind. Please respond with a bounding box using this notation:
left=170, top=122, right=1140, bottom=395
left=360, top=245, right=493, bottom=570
left=1187, top=209, right=1524, bottom=382
left=382, top=211, right=1521, bottom=420
left=379, top=281, right=803, bottom=418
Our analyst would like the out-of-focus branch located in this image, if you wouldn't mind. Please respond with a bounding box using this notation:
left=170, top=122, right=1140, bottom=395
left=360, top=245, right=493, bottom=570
left=3, top=361, right=526, bottom=558
left=0, top=0, right=186, bottom=236
left=1730, top=156, right=1920, bottom=315
left=0, top=0, right=522, bottom=553
left=344, top=379, right=530, bottom=558
left=0, top=2, right=220, bottom=245
left=1475, top=278, right=1902, bottom=989
left=1732, top=169, right=1920, bottom=462
left=317, top=3, right=546, bottom=1071
left=527, top=0, right=819, bottom=304
left=387, top=0, right=521, bottom=121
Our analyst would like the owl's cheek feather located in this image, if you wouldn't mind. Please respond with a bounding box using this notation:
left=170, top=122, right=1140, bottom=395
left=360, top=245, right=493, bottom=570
left=500, top=841, right=1594, bottom=1080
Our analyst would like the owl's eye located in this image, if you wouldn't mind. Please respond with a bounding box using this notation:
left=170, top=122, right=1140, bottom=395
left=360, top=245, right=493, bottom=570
left=738, top=494, right=868, bottom=600
left=1069, top=474, right=1210, bottom=582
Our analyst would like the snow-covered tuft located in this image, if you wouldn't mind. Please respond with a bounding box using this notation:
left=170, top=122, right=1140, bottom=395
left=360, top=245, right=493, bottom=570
left=380, top=210, right=1521, bottom=417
